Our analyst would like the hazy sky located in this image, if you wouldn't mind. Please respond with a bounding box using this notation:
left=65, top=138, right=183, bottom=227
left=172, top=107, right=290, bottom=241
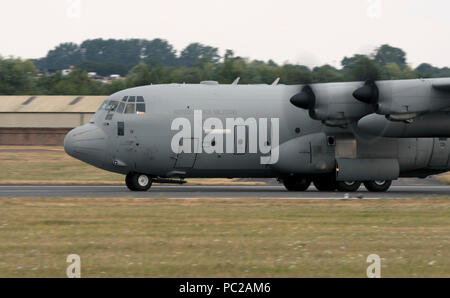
left=0, top=0, right=449, bottom=68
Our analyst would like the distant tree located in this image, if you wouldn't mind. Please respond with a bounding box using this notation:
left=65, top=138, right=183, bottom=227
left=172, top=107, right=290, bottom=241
left=39, top=42, right=82, bottom=71
left=178, top=43, right=220, bottom=67
left=346, top=56, right=380, bottom=81
left=224, top=49, right=235, bottom=60
left=0, top=57, right=38, bottom=94
left=312, top=65, right=343, bottom=83
left=48, top=69, right=105, bottom=95
left=77, top=61, right=130, bottom=77
left=142, top=38, right=177, bottom=66
left=341, top=54, right=367, bottom=70
left=415, top=63, right=439, bottom=78
left=104, top=78, right=128, bottom=94
left=4, top=40, right=450, bottom=95
left=279, top=64, right=312, bottom=84
left=126, top=63, right=152, bottom=87
left=374, top=44, right=407, bottom=69
left=80, top=38, right=143, bottom=66
left=267, top=59, right=278, bottom=67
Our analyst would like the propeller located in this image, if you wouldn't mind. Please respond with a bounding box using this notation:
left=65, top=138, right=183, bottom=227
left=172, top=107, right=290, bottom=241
left=290, top=85, right=317, bottom=119
left=353, top=80, right=379, bottom=104
left=290, top=85, right=315, bottom=109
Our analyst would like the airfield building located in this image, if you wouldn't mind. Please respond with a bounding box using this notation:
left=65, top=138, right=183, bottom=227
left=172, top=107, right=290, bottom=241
left=0, top=96, right=107, bottom=145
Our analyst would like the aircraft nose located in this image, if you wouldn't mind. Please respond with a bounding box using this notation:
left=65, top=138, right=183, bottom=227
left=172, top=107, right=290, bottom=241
left=64, top=124, right=109, bottom=167
left=64, top=129, right=76, bottom=157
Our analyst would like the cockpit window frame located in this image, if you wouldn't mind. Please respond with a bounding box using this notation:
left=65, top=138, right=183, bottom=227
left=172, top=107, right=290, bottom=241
left=105, top=100, right=120, bottom=112
left=124, top=103, right=136, bottom=114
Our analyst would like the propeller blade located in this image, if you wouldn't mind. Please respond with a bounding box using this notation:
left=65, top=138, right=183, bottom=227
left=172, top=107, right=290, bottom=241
left=290, top=85, right=315, bottom=109
left=353, top=80, right=379, bottom=104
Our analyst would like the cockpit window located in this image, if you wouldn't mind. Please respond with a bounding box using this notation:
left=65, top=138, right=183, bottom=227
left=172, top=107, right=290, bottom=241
left=124, top=103, right=135, bottom=114
left=116, top=102, right=125, bottom=114
left=105, top=100, right=119, bottom=112
left=113, top=96, right=146, bottom=115
left=136, top=103, right=146, bottom=114
left=96, top=100, right=108, bottom=112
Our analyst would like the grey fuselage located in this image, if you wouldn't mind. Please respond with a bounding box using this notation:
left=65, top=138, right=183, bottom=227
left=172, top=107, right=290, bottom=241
left=64, top=80, right=450, bottom=181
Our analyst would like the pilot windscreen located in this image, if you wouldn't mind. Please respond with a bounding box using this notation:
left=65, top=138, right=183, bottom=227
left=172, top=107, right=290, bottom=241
left=116, top=102, right=125, bottom=114
left=125, top=103, right=135, bottom=114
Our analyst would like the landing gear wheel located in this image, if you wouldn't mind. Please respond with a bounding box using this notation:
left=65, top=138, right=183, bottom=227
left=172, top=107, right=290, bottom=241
left=282, top=176, right=311, bottom=191
left=125, top=173, right=137, bottom=191
left=337, top=181, right=361, bottom=192
left=125, top=173, right=152, bottom=191
left=363, top=180, right=392, bottom=192
left=313, top=174, right=337, bottom=191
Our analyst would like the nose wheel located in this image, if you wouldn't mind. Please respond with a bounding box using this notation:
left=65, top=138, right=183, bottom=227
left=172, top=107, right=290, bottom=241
left=126, top=173, right=152, bottom=191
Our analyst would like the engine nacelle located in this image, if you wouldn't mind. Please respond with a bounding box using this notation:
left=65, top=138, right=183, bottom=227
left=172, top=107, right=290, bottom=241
left=357, top=112, right=450, bottom=138
left=290, top=82, right=375, bottom=126
left=354, top=78, right=450, bottom=118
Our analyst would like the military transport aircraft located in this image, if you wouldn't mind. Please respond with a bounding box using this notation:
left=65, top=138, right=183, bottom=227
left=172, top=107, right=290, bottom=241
left=64, top=78, right=450, bottom=192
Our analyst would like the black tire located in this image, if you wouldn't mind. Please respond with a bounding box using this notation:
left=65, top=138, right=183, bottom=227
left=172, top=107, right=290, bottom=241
left=125, top=173, right=137, bottom=191
left=282, top=176, right=311, bottom=191
left=313, top=174, right=337, bottom=191
left=363, top=180, right=392, bottom=192
left=337, top=181, right=361, bottom=192
left=126, top=173, right=152, bottom=191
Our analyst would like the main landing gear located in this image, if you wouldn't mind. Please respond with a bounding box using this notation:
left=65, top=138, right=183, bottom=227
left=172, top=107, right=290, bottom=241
left=282, top=175, right=312, bottom=191
left=282, top=173, right=392, bottom=193
left=363, top=180, right=392, bottom=192
left=125, top=173, right=152, bottom=191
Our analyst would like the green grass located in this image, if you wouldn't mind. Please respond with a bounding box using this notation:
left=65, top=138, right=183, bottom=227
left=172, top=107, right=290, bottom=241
left=0, top=147, right=123, bottom=183
left=0, top=147, right=263, bottom=185
left=0, top=197, right=448, bottom=277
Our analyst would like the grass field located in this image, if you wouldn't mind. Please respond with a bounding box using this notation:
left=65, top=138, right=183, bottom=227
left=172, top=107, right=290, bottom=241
left=0, top=146, right=263, bottom=185
left=439, top=173, right=450, bottom=184
left=0, top=197, right=448, bottom=277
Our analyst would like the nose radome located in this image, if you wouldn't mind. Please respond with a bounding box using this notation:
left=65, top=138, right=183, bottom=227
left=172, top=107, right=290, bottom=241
left=63, top=124, right=109, bottom=166
left=64, top=128, right=76, bottom=157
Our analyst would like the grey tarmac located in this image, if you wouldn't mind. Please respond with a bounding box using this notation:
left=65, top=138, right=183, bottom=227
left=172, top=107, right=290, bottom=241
left=0, top=184, right=448, bottom=199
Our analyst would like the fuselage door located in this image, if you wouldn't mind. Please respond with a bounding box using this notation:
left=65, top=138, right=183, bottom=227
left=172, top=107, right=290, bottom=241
left=174, top=138, right=199, bottom=169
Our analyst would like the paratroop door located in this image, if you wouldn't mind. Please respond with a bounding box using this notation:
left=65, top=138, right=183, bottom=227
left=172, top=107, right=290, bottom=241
left=174, top=138, right=199, bottom=169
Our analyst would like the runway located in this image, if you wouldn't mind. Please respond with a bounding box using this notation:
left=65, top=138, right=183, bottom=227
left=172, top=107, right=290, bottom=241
left=0, top=184, right=448, bottom=199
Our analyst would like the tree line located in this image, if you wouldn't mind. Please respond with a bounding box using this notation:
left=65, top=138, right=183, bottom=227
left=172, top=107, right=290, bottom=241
left=1, top=39, right=450, bottom=95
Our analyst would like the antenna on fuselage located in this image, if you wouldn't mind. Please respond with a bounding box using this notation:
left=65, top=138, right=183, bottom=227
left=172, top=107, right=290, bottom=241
left=271, top=77, right=280, bottom=86
left=232, top=77, right=240, bottom=85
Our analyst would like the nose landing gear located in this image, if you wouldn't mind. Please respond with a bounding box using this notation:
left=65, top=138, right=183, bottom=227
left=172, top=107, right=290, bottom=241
left=125, top=173, right=152, bottom=191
